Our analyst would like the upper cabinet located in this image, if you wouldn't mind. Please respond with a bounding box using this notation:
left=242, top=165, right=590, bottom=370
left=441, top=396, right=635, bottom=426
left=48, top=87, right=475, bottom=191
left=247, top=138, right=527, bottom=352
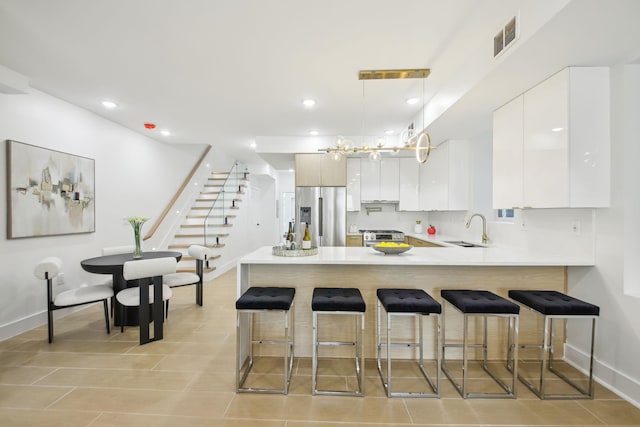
left=361, top=158, right=400, bottom=202
left=398, top=140, right=469, bottom=211
left=346, top=158, right=361, bottom=211
left=295, top=153, right=347, bottom=187
left=398, top=158, right=419, bottom=211
left=493, top=67, right=610, bottom=209
left=493, top=95, right=524, bottom=209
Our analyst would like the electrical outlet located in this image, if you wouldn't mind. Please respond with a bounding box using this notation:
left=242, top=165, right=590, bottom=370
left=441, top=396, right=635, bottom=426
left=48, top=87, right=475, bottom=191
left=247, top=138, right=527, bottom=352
left=572, top=220, right=581, bottom=235
left=520, top=216, right=527, bottom=231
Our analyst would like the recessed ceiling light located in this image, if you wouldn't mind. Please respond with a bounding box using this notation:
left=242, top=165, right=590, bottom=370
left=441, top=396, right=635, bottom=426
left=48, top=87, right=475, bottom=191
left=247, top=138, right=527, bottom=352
left=309, top=130, right=319, bottom=136
left=405, top=97, right=420, bottom=105
left=250, top=142, right=257, bottom=148
left=302, top=99, right=316, bottom=107
left=551, top=127, right=564, bottom=132
left=160, top=130, right=171, bottom=136
left=385, top=129, right=394, bottom=135
left=101, top=100, right=118, bottom=109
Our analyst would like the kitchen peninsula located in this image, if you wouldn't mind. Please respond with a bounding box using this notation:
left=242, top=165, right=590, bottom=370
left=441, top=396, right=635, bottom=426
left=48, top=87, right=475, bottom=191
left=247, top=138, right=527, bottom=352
left=237, top=246, right=594, bottom=359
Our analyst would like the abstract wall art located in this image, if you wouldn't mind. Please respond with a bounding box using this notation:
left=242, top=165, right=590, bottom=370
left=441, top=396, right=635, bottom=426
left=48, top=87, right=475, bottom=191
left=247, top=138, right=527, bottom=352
left=6, top=140, right=95, bottom=238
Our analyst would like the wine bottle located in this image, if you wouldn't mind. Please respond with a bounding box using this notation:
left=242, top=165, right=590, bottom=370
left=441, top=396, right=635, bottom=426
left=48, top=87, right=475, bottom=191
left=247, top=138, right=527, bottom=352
left=302, top=223, right=312, bottom=249
left=286, top=221, right=294, bottom=248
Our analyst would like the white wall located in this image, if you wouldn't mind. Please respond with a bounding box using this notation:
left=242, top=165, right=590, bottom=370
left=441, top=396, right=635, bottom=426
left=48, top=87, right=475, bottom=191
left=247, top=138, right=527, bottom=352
left=276, top=171, right=295, bottom=240
left=0, top=88, right=207, bottom=339
left=347, top=205, right=430, bottom=235
left=565, top=64, right=640, bottom=406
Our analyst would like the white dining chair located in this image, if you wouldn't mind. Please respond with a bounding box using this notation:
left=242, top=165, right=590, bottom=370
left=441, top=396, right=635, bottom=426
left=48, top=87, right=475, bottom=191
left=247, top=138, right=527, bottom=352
left=162, top=245, right=214, bottom=306
left=118, top=257, right=176, bottom=344
left=34, top=257, right=114, bottom=343
left=99, top=245, right=135, bottom=317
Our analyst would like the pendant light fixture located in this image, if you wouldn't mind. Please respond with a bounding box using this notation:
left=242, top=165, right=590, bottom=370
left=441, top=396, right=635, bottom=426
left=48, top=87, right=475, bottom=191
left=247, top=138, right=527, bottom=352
left=320, top=68, right=433, bottom=164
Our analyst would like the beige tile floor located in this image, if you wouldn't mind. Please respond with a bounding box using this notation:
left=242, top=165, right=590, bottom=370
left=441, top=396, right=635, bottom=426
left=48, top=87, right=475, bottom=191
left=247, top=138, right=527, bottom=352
left=1, top=268, right=640, bottom=427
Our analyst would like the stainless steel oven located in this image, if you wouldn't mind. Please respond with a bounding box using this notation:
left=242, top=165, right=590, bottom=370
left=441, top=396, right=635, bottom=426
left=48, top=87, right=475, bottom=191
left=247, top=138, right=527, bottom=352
left=361, top=230, right=405, bottom=247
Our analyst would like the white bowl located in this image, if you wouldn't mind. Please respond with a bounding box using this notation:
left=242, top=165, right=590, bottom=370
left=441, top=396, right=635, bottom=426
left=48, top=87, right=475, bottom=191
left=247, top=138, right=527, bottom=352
left=372, top=244, right=412, bottom=255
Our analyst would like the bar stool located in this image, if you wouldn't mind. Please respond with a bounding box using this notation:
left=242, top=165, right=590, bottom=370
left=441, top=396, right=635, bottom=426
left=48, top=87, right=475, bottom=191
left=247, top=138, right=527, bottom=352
left=235, top=287, right=295, bottom=394
left=376, top=288, right=441, bottom=398
left=312, top=287, right=366, bottom=396
left=441, top=289, right=520, bottom=399
left=508, top=290, right=599, bottom=399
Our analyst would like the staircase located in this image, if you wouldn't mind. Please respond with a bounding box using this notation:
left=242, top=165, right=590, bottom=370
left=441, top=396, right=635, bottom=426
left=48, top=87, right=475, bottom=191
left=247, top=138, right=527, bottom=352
left=168, top=165, right=249, bottom=274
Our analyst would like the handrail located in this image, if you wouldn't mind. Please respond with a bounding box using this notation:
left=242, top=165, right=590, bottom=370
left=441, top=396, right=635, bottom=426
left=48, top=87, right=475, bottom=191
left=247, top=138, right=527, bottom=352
left=143, top=145, right=212, bottom=241
left=203, top=161, right=240, bottom=247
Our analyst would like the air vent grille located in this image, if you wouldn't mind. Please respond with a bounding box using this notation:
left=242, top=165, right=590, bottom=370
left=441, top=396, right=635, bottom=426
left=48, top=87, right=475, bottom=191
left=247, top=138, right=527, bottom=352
left=494, top=15, right=518, bottom=58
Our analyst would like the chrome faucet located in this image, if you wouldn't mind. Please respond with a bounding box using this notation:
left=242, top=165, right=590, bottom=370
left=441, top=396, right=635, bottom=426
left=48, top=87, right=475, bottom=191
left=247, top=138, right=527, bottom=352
left=466, top=213, right=489, bottom=244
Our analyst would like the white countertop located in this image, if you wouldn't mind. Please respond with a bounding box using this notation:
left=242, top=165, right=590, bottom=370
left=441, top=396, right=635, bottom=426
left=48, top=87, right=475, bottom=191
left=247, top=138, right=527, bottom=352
left=239, top=245, right=594, bottom=267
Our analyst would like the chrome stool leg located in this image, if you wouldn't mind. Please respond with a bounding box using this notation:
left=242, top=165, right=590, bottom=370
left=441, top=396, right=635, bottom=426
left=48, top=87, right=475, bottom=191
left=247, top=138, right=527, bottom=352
left=376, top=300, right=441, bottom=397
left=441, top=291, right=519, bottom=399
left=312, top=310, right=365, bottom=396
left=235, top=287, right=295, bottom=394
left=311, top=287, right=366, bottom=397
left=508, top=290, right=599, bottom=399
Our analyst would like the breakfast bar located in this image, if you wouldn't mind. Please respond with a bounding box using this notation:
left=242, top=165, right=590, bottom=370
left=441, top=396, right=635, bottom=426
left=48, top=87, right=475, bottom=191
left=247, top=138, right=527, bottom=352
left=237, top=246, right=594, bottom=360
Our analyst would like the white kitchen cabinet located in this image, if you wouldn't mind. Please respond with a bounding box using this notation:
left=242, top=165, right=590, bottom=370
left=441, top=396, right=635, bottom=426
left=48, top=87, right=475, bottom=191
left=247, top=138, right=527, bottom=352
left=360, top=158, right=400, bottom=202
left=346, top=158, right=361, bottom=211
left=379, top=158, right=400, bottom=201
left=493, top=95, right=524, bottom=208
left=492, top=67, right=610, bottom=209
left=398, top=158, right=420, bottom=211
left=295, top=153, right=346, bottom=186
left=419, top=140, right=469, bottom=211
left=360, top=159, right=379, bottom=201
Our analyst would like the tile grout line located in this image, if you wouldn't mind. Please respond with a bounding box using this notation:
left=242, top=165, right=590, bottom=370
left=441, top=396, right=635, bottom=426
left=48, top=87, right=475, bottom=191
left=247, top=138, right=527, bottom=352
left=43, top=385, right=77, bottom=410
left=575, top=399, right=609, bottom=426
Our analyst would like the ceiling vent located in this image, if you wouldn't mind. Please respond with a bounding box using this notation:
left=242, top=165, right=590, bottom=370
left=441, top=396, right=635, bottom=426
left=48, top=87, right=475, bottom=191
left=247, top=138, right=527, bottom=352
left=494, top=15, right=518, bottom=58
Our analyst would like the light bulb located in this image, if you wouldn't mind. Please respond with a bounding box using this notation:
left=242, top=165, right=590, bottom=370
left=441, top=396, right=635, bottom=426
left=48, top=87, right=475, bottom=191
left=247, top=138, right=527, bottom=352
left=369, top=151, right=381, bottom=161
left=101, top=100, right=118, bottom=109
left=302, top=99, right=316, bottom=107
left=331, top=151, right=342, bottom=161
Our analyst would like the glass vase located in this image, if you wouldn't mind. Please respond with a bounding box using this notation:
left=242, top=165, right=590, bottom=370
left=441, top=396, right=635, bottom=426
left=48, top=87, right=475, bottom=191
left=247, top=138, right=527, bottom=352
left=132, top=224, right=143, bottom=258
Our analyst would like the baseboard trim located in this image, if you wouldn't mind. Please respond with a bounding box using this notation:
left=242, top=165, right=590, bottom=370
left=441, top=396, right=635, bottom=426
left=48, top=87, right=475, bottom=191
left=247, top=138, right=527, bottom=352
left=0, top=312, right=47, bottom=342
left=565, top=342, right=640, bottom=408
left=1, top=304, right=100, bottom=343
left=203, top=257, right=237, bottom=282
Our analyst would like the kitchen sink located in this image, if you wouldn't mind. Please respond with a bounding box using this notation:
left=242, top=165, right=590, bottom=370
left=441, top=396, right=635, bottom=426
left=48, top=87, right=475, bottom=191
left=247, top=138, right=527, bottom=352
left=444, top=240, right=486, bottom=248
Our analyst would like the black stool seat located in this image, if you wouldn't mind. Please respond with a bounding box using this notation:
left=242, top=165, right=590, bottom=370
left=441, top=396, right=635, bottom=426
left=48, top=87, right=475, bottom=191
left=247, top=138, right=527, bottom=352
left=377, top=289, right=441, bottom=314
left=312, top=288, right=365, bottom=312
left=441, top=290, right=519, bottom=314
left=508, top=290, right=599, bottom=316
left=236, top=287, right=295, bottom=311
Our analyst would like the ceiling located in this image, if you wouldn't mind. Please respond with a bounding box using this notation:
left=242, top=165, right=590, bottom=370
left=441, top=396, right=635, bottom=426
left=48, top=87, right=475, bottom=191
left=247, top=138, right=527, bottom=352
left=1, top=0, right=639, bottom=170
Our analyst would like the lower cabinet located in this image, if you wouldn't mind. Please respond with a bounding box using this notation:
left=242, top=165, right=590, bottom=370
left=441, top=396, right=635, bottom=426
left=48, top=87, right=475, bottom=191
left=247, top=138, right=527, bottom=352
left=346, top=235, right=363, bottom=247
left=405, top=236, right=442, bottom=247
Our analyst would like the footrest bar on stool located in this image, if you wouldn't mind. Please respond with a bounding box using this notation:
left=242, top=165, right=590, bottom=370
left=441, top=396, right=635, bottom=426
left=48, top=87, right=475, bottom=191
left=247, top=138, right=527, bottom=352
left=235, top=287, right=296, bottom=395
left=440, top=290, right=520, bottom=399
left=312, top=288, right=366, bottom=397
left=376, top=289, right=441, bottom=398
left=507, top=290, right=599, bottom=400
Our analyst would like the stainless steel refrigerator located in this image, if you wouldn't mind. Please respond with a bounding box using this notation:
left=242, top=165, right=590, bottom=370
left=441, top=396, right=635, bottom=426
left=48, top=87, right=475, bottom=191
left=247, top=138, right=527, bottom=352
left=295, top=186, right=346, bottom=247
